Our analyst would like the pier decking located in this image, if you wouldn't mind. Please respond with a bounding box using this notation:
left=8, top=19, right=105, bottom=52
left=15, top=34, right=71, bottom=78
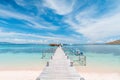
left=36, top=46, right=81, bottom=80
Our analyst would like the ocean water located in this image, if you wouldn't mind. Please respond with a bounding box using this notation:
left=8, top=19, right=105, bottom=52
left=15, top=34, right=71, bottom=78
left=63, top=45, right=120, bottom=72
left=0, top=44, right=120, bottom=72
left=0, top=44, right=56, bottom=70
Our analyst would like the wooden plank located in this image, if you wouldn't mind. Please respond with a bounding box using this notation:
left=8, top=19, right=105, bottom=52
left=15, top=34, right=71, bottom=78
left=36, top=46, right=81, bottom=80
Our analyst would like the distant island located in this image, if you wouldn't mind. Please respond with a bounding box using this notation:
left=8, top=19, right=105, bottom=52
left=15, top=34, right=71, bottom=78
left=49, top=44, right=60, bottom=46
left=0, top=42, right=13, bottom=44
left=0, top=41, right=120, bottom=45
left=106, top=40, right=120, bottom=44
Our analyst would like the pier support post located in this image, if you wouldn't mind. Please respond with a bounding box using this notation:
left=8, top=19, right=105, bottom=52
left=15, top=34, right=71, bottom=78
left=67, top=56, right=69, bottom=59
left=65, top=53, right=67, bottom=56
left=80, top=77, right=85, bottom=80
left=46, top=61, right=49, bottom=67
left=51, top=56, right=53, bottom=59
left=70, top=62, right=73, bottom=67
left=36, top=77, right=40, bottom=80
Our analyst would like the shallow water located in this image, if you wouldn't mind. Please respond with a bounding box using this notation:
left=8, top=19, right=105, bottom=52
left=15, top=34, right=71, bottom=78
left=0, top=44, right=120, bottom=72
left=63, top=45, right=120, bottom=72
left=0, top=44, right=56, bottom=70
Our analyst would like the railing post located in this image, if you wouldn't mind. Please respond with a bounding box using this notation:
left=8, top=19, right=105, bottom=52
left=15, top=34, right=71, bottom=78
left=79, top=55, right=86, bottom=66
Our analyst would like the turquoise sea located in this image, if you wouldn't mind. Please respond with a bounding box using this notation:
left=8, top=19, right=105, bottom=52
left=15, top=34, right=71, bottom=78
left=0, top=44, right=120, bottom=72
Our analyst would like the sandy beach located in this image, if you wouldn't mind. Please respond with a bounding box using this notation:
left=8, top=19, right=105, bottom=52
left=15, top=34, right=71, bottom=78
left=76, top=66, right=120, bottom=80
left=79, top=72, right=120, bottom=80
left=0, top=70, right=120, bottom=80
left=0, top=71, right=41, bottom=80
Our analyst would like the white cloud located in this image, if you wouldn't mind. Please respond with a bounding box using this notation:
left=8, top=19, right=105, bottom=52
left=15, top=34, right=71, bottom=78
left=79, top=13, right=120, bottom=42
left=65, top=6, right=97, bottom=29
left=0, top=9, right=58, bottom=30
left=65, top=3, right=120, bottom=43
left=15, top=0, right=27, bottom=7
left=67, top=12, right=120, bottom=43
left=0, top=29, right=79, bottom=44
left=1, top=0, right=120, bottom=43
left=44, top=0, right=75, bottom=15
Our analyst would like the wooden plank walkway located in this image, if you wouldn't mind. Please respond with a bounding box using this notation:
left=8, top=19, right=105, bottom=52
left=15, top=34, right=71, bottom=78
left=36, top=46, right=81, bottom=80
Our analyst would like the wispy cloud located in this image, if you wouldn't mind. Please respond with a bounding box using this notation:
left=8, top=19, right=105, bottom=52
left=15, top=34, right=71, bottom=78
left=0, top=28, right=79, bottom=43
left=79, top=12, right=120, bottom=42
left=64, top=0, right=120, bottom=43
left=0, top=0, right=120, bottom=43
left=0, top=9, right=58, bottom=30
left=43, top=0, right=75, bottom=15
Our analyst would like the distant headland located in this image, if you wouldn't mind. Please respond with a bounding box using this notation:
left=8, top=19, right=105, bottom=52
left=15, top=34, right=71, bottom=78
left=106, top=40, right=120, bottom=44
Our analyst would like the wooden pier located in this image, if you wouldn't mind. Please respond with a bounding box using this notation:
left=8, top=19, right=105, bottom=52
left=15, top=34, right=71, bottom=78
left=36, top=46, right=82, bottom=80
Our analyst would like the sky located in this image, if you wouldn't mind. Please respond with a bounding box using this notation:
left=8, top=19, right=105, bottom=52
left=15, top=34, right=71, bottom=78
left=0, top=0, right=120, bottom=44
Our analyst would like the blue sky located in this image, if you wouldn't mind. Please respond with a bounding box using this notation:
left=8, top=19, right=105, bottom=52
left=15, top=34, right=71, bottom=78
left=0, top=0, right=120, bottom=44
